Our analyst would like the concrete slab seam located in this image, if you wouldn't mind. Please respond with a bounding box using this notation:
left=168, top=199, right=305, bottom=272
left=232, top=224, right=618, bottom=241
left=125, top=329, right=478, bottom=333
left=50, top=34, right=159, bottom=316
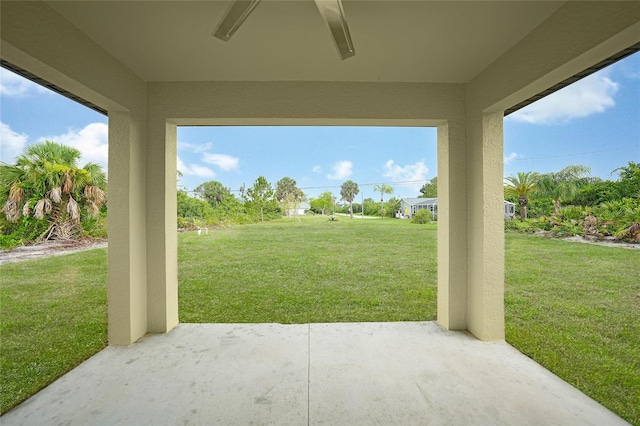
left=307, top=323, right=311, bottom=426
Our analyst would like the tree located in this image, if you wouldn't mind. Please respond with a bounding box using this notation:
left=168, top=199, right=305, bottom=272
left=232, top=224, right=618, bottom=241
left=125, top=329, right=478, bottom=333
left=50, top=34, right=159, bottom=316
left=373, top=183, right=394, bottom=219
left=276, top=177, right=303, bottom=219
left=614, top=161, right=640, bottom=199
left=177, top=190, right=215, bottom=228
left=573, top=162, right=639, bottom=206
left=419, top=177, right=437, bottom=198
left=246, top=176, right=274, bottom=222
left=214, top=193, right=246, bottom=222
left=340, top=180, right=359, bottom=219
left=310, top=191, right=333, bottom=216
left=361, top=197, right=377, bottom=216
left=535, top=165, right=592, bottom=214
left=194, top=180, right=230, bottom=207
left=386, top=197, right=401, bottom=218
left=504, top=171, right=537, bottom=221
left=0, top=140, right=107, bottom=241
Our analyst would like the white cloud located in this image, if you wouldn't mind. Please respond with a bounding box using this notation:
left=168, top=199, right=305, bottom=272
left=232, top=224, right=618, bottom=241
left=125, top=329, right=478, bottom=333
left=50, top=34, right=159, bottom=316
left=177, top=156, right=216, bottom=178
left=0, top=122, right=28, bottom=163
left=312, top=165, right=322, bottom=173
left=181, top=141, right=214, bottom=153
left=327, top=160, right=353, bottom=180
left=202, top=153, right=239, bottom=170
left=41, top=122, right=108, bottom=169
left=508, top=72, right=619, bottom=124
left=504, top=152, right=520, bottom=165
left=383, top=160, right=429, bottom=191
left=0, top=68, right=49, bottom=97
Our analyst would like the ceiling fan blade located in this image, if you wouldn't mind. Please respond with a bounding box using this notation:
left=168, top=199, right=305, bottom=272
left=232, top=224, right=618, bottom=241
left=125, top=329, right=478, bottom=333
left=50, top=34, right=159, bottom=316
left=314, top=0, right=355, bottom=60
left=213, top=0, right=262, bottom=42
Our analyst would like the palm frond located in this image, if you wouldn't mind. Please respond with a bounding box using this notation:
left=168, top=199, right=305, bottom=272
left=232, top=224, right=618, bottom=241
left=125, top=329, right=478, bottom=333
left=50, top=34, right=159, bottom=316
left=8, top=183, right=25, bottom=205
left=22, top=201, right=31, bottom=217
left=67, top=196, right=80, bottom=221
left=84, top=185, right=107, bottom=206
left=62, top=171, right=74, bottom=193
left=87, top=201, right=100, bottom=218
left=34, top=198, right=52, bottom=220
left=25, top=140, right=81, bottom=168
left=2, top=199, right=21, bottom=222
left=49, top=186, right=62, bottom=203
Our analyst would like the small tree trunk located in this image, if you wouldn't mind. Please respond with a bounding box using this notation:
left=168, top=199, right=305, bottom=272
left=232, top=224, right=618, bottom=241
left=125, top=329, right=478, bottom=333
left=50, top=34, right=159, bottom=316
left=518, top=196, right=528, bottom=222
left=520, top=206, right=527, bottom=222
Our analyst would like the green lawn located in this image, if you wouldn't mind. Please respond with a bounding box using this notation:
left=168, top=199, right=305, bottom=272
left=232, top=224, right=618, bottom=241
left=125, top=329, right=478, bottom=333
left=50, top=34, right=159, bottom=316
left=0, top=249, right=107, bottom=414
left=178, top=216, right=437, bottom=323
left=1, top=216, right=638, bottom=423
left=505, top=234, right=640, bottom=424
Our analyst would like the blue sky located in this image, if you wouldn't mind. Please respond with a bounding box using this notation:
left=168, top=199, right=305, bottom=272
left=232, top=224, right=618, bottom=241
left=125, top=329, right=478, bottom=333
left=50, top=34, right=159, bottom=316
left=1, top=52, right=638, bottom=201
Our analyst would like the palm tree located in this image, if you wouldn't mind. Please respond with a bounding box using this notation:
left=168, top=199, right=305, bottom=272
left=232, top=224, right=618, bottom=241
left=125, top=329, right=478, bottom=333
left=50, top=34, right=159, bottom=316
left=0, top=140, right=107, bottom=241
left=535, top=165, right=592, bottom=214
left=276, top=176, right=300, bottom=218
left=504, top=172, right=537, bottom=221
left=340, top=180, right=359, bottom=219
left=373, top=183, right=394, bottom=219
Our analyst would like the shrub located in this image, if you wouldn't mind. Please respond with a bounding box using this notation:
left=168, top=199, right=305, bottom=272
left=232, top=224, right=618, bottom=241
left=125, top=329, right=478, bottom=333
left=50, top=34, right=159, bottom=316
left=82, top=212, right=108, bottom=239
left=558, top=205, right=587, bottom=221
left=0, top=216, right=49, bottom=250
left=411, top=209, right=432, bottom=224
left=504, top=218, right=519, bottom=231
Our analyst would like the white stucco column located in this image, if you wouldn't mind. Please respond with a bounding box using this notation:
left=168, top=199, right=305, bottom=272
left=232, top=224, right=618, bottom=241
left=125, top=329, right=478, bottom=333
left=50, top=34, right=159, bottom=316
left=107, top=112, right=148, bottom=345
left=146, top=118, right=179, bottom=333
left=466, top=111, right=505, bottom=340
left=436, top=120, right=468, bottom=331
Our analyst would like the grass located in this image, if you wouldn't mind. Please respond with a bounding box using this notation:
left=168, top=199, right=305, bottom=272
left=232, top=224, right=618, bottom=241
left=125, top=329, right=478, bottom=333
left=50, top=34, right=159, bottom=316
left=0, top=249, right=107, bottom=414
left=178, top=216, right=437, bottom=323
left=1, top=216, right=638, bottom=423
left=504, top=234, right=640, bottom=425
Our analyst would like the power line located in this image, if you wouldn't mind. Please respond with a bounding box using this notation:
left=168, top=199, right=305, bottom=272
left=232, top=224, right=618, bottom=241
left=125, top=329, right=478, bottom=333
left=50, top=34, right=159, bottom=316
left=183, top=179, right=428, bottom=194
left=296, top=179, right=427, bottom=191
left=513, top=145, right=638, bottom=161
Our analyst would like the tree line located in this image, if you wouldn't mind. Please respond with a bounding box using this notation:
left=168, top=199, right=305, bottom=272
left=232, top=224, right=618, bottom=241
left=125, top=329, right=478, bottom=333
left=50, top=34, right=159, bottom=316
left=3, top=141, right=637, bottom=247
left=179, top=177, right=400, bottom=228
left=504, top=162, right=639, bottom=242
left=177, top=176, right=299, bottom=228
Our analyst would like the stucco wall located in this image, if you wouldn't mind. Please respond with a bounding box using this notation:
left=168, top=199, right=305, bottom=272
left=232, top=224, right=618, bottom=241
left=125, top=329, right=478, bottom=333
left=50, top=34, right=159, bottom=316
left=2, top=0, right=638, bottom=344
left=1, top=1, right=150, bottom=344
left=468, top=1, right=640, bottom=113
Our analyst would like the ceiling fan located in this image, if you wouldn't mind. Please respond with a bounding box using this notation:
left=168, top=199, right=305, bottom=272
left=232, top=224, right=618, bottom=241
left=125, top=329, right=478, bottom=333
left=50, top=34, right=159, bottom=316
left=213, top=0, right=356, bottom=60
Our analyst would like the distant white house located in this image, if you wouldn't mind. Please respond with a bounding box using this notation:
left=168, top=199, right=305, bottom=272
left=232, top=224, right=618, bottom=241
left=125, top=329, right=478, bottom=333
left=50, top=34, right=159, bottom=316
left=286, top=201, right=310, bottom=217
left=399, top=198, right=438, bottom=219
left=399, top=198, right=515, bottom=219
left=503, top=201, right=516, bottom=219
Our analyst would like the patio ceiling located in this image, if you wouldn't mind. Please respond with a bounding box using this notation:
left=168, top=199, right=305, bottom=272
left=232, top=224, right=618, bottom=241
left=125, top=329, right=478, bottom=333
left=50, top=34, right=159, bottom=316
left=46, top=0, right=565, bottom=83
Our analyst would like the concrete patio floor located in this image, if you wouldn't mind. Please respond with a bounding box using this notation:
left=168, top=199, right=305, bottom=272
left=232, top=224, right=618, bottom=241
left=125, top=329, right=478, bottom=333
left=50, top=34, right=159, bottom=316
left=2, top=322, right=628, bottom=426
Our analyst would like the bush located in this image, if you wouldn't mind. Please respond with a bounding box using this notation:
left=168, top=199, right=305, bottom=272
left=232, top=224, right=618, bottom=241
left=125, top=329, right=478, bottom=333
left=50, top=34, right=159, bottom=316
left=0, top=216, right=49, bottom=250
left=82, top=212, right=108, bottom=239
left=411, top=209, right=432, bottom=224
left=506, top=198, right=640, bottom=242
left=525, top=197, right=554, bottom=218
left=504, top=219, right=519, bottom=232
